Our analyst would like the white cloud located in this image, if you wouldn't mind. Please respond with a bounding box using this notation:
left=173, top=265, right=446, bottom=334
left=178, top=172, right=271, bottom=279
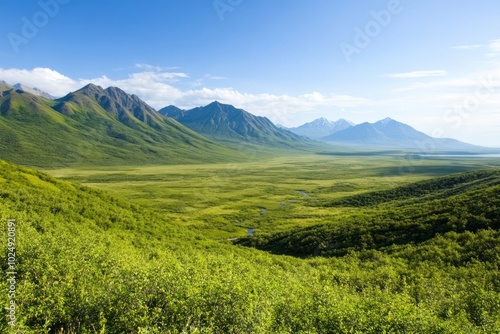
left=452, top=39, right=500, bottom=57
left=0, top=67, right=80, bottom=96
left=385, top=70, right=448, bottom=79
left=486, top=39, right=500, bottom=57
left=134, top=63, right=180, bottom=72
left=452, top=44, right=484, bottom=50
left=393, top=68, right=500, bottom=93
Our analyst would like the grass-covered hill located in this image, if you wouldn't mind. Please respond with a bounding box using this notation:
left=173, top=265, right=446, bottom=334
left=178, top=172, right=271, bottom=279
left=0, top=84, right=243, bottom=167
left=236, top=169, right=500, bottom=258
left=1, top=160, right=500, bottom=333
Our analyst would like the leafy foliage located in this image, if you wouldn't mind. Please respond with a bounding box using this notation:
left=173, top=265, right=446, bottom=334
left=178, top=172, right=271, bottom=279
left=325, top=169, right=500, bottom=207
left=1, top=160, right=500, bottom=333
left=237, top=169, right=500, bottom=258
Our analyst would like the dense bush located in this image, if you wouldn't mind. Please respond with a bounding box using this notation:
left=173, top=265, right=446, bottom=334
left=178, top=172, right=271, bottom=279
left=238, top=170, right=500, bottom=258
left=324, top=169, right=500, bottom=207
left=1, top=160, right=500, bottom=333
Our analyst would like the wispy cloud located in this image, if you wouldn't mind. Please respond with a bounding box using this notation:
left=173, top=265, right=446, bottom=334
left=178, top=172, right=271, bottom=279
left=204, top=74, right=226, bottom=80
left=452, top=44, right=485, bottom=50
left=385, top=70, right=448, bottom=79
left=452, top=39, right=500, bottom=57
left=191, top=74, right=227, bottom=87
left=486, top=39, right=500, bottom=57
left=134, top=63, right=180, bottom=71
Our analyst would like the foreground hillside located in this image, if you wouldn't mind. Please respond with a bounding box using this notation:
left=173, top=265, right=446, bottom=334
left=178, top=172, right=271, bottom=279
left=237, top=169, right=500, bottom=257
left=1, top=160, right=500, bottom=333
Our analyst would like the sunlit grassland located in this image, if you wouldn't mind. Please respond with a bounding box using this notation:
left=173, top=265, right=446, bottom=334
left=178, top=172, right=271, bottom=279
left=45, top=153, right=500, bottom=239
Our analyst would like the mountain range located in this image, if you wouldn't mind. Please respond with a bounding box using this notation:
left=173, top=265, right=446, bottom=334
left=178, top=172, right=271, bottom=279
left=159, top=102, right=315, bottom=149
left=0, top=83, right=246, bottom=167
left=0, top=80, right=493, bottom=168
left=320, top=117, right=481, bottom=150
left=284, top=116, right=483, bottom=151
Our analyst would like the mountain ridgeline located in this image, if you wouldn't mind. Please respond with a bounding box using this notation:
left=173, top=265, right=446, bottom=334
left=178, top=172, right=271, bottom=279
left=285, top=116, right=486, bottom=151
left=0, top=84, right=246, bottom=167
left=0, top=80, right=492, bottom=169
left=159, top=101, right=315, bottom=149
left=321, top=118, right=480, bottom=150
left=0, top=82, right=323, bottom=167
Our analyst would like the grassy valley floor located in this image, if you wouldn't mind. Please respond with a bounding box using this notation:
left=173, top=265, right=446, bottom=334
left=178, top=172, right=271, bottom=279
left=45, top=154, right=500, bottom=239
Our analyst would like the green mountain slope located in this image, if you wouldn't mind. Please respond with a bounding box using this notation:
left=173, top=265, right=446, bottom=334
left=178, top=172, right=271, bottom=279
left=1, top=160, right=500, bottom=332
left=0, top=84, right=243, bottom=167
left=160, top=101, right=320, bottom=150
left=237, top=168, right=500, bottom=258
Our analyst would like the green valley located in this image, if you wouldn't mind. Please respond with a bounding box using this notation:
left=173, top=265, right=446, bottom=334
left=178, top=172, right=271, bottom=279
left=46, top=154, right=500, bottom=239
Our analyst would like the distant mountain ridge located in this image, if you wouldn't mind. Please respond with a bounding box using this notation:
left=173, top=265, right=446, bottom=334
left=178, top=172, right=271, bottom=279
left=321, top=117, right=481, bottom=150
left=160, top=101, right=315, bottom=149
left=0, top=80, right=55, bottom=99
left=160, top=105, right=186, bottom=119
left=13, top=83, right=55, bottom=99
left=287, top=118, right=354, bottom=139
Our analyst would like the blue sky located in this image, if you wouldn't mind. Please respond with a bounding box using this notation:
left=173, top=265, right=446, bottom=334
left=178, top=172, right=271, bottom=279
left=1, top=0, right=500, bottom=146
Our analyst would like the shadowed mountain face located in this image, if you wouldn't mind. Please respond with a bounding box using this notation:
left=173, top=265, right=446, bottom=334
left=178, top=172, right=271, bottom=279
left=321, top=118, right=481, bottom=151
left=287, top=118, right=354, bottom=139
left=55, top=84, right=168, bottom=129
left=0, top=84, right=242, bottom=167
left=159, top=105, right=186, bottom=119
left=160, top=101, right=315, bottom=149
